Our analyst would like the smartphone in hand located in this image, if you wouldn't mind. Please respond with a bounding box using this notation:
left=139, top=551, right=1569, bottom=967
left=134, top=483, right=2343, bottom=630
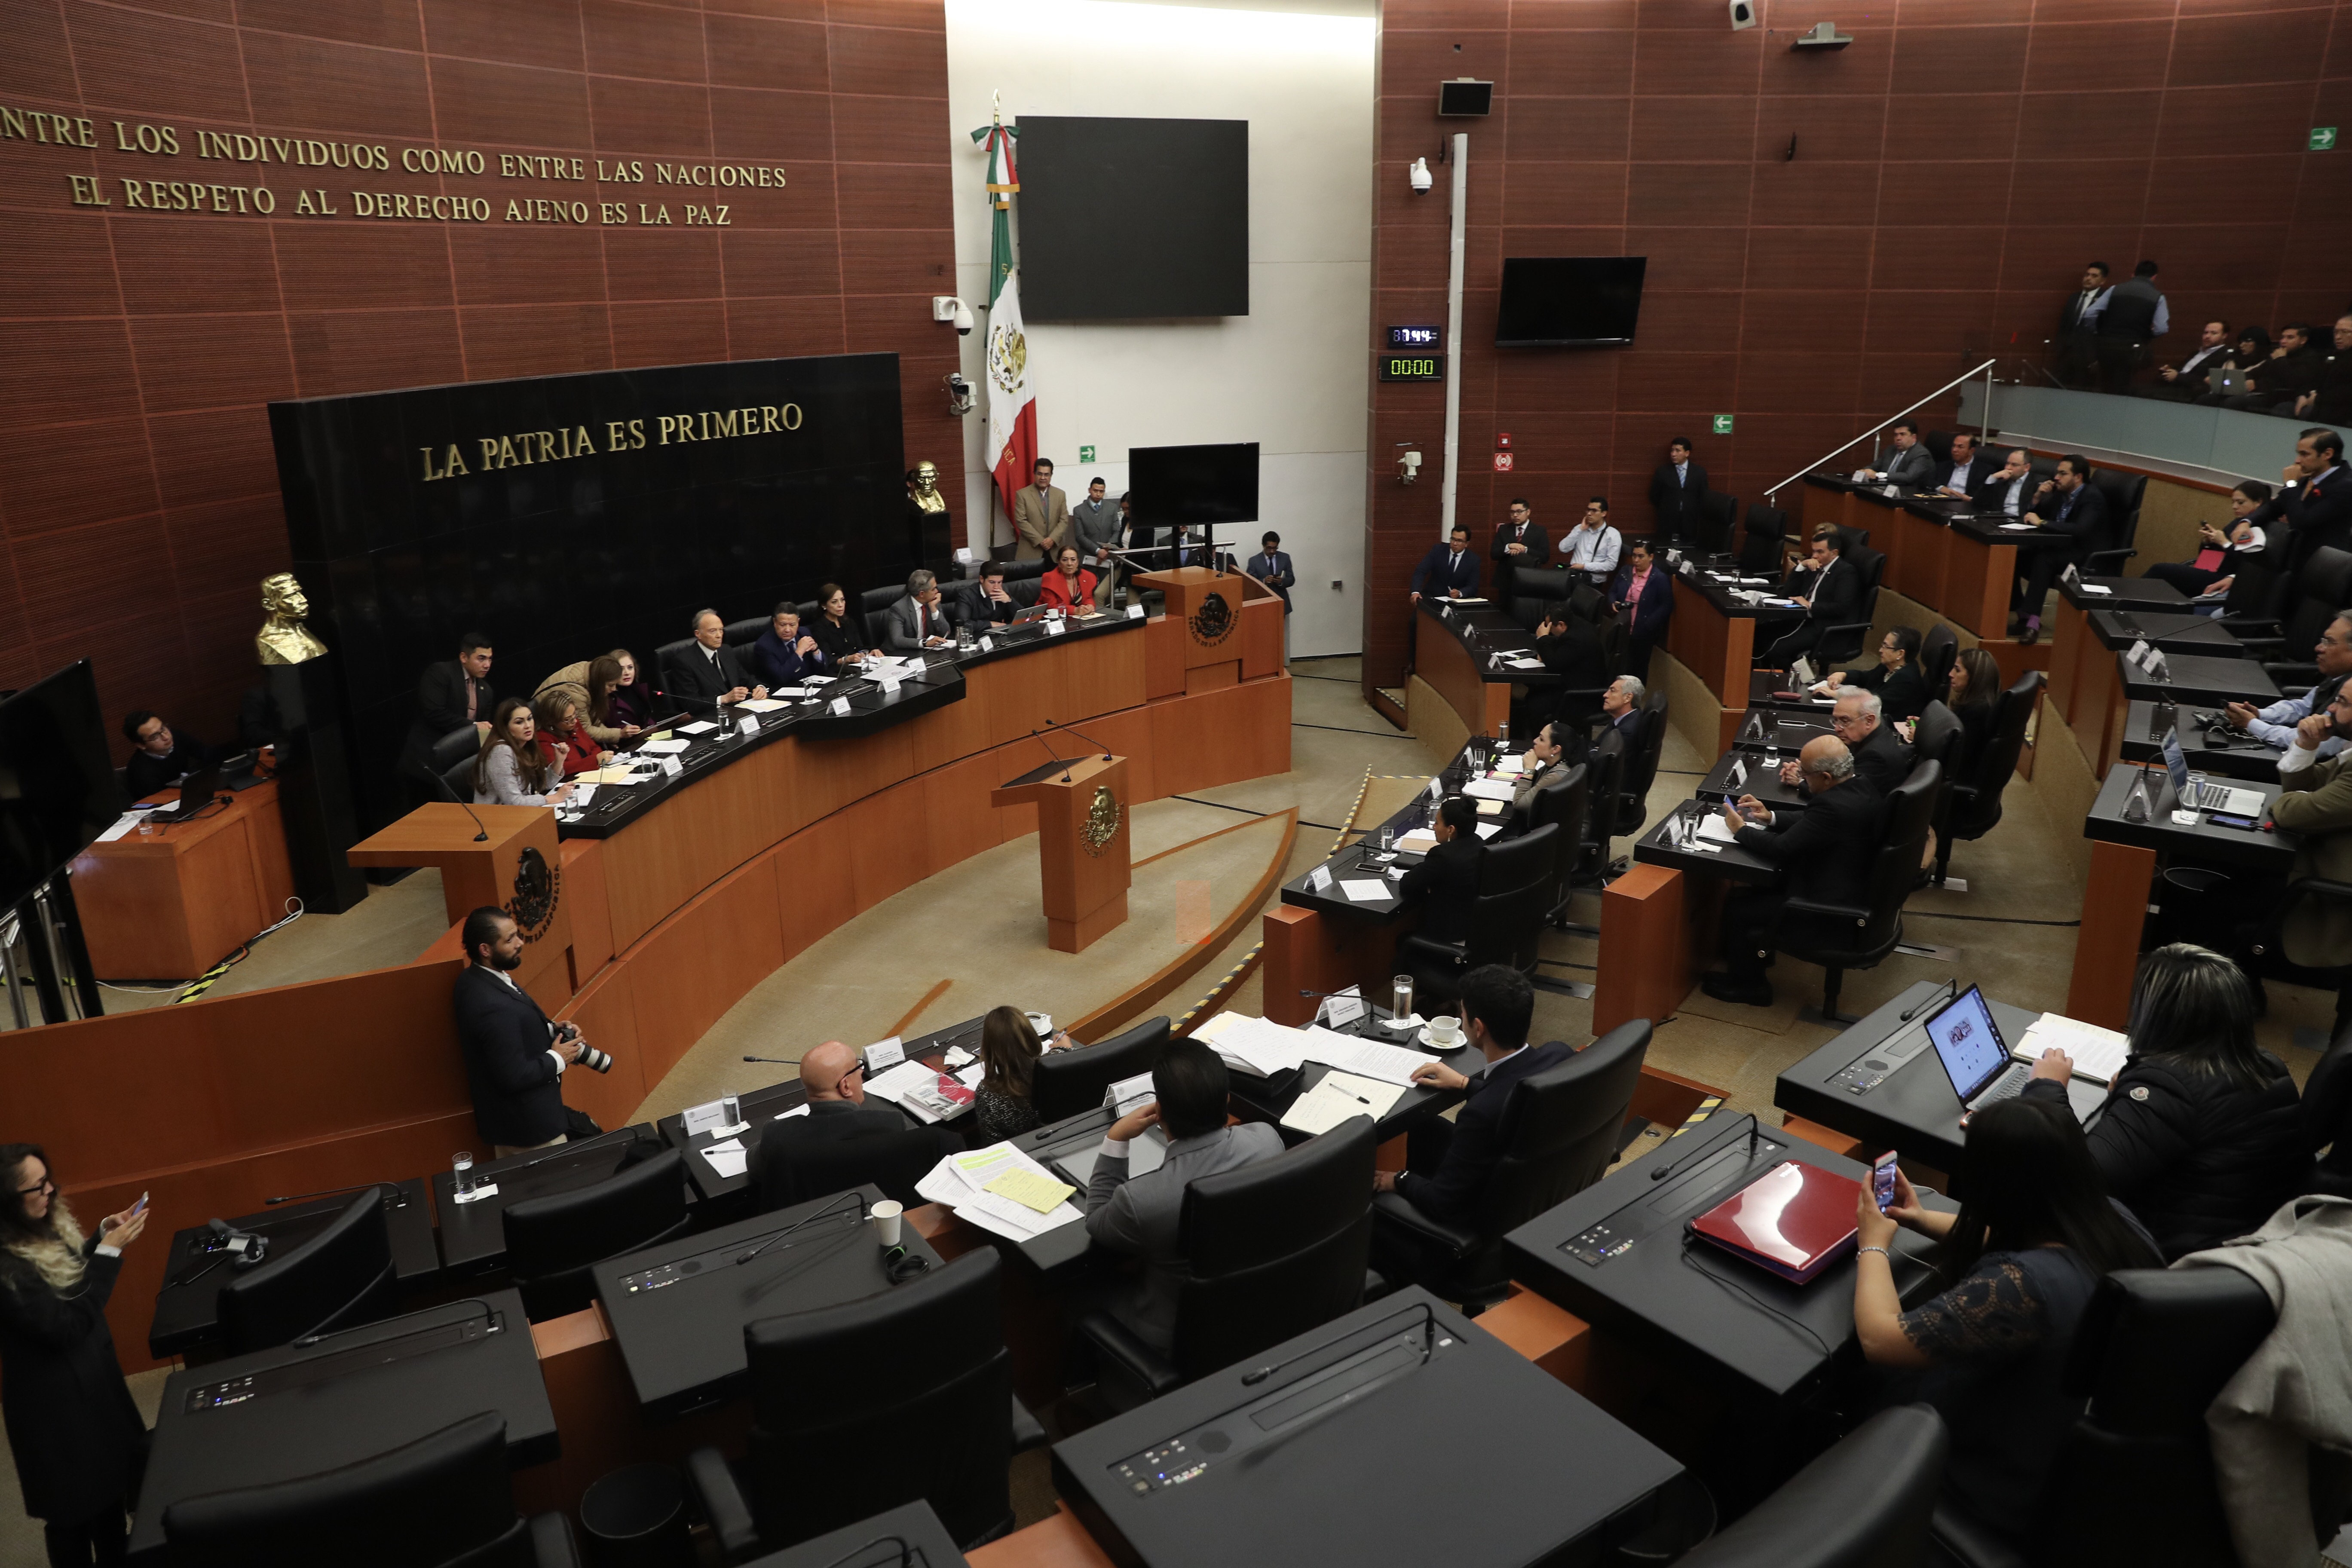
left=1871, top=1151, right=1899, bottom=1213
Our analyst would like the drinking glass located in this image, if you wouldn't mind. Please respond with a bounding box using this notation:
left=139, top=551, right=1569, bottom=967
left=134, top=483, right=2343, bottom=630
left=1391, top=975, right=1415, bottom=1024
left=720, top=1093, right=742, bottom=1128
left=452, top=1152, right=474, bottom=1197
left=1378, top=827, right=1393, bottom=854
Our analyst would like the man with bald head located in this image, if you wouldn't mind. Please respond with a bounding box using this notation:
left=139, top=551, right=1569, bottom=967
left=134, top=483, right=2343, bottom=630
left=744, top=1040, right=949, bottom=1204
left=1702, top=735, right=1889, bottom=1006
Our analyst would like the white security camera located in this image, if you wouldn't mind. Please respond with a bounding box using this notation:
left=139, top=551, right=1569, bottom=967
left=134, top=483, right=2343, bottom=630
left=1409, top=157, right=1433, bottom=194
left=1728, top=0, right=1756, bottom=27
left=1397, top=449, right=1422, bottom=484
left=932, top=296, right=976, bottom=336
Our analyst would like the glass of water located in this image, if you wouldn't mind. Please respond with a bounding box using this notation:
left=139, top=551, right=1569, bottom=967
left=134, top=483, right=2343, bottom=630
left=721, top=1093, right=742, bottom=1128
left=452, top=1152, right=474, bottom=1197
left=1378, top=826, right=1393, bottom=854
left=1391, top=974, right=1415, bottom=1023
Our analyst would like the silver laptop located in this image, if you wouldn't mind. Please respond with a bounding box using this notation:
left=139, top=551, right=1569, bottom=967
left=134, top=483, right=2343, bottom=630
left=1926, top=986, right=2102, bottom=1126
left=2162, top=729, right=2263, bottom=816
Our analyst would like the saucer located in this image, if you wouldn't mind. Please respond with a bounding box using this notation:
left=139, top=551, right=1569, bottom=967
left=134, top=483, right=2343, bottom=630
left=1419, top=1027, right=1465, bottom=1052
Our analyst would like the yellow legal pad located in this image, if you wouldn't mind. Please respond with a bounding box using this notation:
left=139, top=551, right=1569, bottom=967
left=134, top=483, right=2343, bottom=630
left=984, top=1168, right=1076, bottom=1214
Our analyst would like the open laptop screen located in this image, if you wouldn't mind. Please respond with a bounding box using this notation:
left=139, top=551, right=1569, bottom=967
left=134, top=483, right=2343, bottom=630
left=2160, top=729, right=2192, bottom=800
left=1926, top=985, right=2009, bottom=1102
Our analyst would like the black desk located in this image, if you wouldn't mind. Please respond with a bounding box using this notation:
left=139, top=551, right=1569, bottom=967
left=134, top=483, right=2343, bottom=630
left=1632, top=804, right=1779, bottom=887
left=1744, top=670, right=1841, bottom=711
left=1697, top=750, right=1808, bottom=813
left=431, top=1124, right=666, bottom=1273
left=1728, top=706, right=1834, bottom=755
left=597, top=1185, right=935, bottom=1421
left=1277, top=738, right=1494, bottom=925
left=743, top=1502, right=967, bottom=1568
left=2118, top=700, right=2294, bottom=781
left=2088, top=608, right=2241, bottom=655
left=1504, top=1115, right=1954, bottom=1403
left=1050, top=1287, right=1681, bottom=1568
left=2064, top=575, right=2193, bottom=614
left=655, top=1017, right=992, bottom=1208
left=2083, top=762, right=2298, bottom=870
left=2116, top=650, right=2278, bottom=707
left=131, top=1290, right=554, bottom=1562
left=147, top=1180, right=439, bottom=1358
left=1774, top=980, right=2109, bottom=1173
left=561, top=614, right=1144, bottom=840
left=1222, top=1006, right=1482, bottom=1147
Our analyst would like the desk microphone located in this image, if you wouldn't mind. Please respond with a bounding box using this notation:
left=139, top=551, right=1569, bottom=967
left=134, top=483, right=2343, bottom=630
left=266, top=1182, right=397, bottom=1206
left=735, top=1190, right=868, bottom=1266
left=1043, top=717, right=1115, bottom=762
left=415, top=756, right=491, bottom=843
left=1028, top=727, right=1073, bottom=783
left=1647, top=1112, right=1760, bottom=1182
left=1899, top=977, right=1960, bottom=1024
left=743, top=1055, right=795, bottom=1065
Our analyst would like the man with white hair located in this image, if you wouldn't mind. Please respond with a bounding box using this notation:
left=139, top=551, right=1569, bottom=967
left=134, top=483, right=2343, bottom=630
left=1593, top=675, right=1646, bottom=763
left=662, top=608, right=765, bottom=710
left=1780, top=685, right=1912, bottom=795
left=1703, top=735, right=1889, bottom=1006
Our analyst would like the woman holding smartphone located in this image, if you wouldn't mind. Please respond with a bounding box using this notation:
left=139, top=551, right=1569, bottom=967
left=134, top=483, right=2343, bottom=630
left=0, top=1145, right=150, bottom=1567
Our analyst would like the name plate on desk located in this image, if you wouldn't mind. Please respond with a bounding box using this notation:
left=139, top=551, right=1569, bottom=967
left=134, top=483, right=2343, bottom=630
left=1127, top=604, right=1145, bottom=619
left=879, top=676, right=901, bottom=693
left=1046, top=619, right=1067, bottom=636
left=659, top=756, right=682, bottom=777
left=830, top=696, right=852, bottom=715
left=981, top=636, right=996, bottom=651
left=1307, top=865, right=1334, bottom=892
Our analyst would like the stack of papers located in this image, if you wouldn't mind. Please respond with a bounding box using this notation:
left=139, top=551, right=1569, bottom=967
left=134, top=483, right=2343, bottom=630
left=915, top=1143, right=1085, bottom=1242
left=1463, top=778, right=1516, bottom=802
left=639, top=737, right=689, bottom=754
left=1302, top=1027, right=1436, bottom=1086
left=701, top=1138, right=748, bottom=1179
left=2013, top=1013, right=2132, bottom=1084
left=1493, top=753, right=1528, bottom=773
left=1192, top=1012, right=1312, bottom=1077
left=677, top=720, right=717, bottom=734
left=1339, top=878, right=1394, bottom=903
left=1281, top=1070, right=1407, bottom=1135
left=861, top=1059, right=973, bottom=1123
left=1396, top=829, right=1438, bottom=853
left=738, top=697, right=788, bottom=712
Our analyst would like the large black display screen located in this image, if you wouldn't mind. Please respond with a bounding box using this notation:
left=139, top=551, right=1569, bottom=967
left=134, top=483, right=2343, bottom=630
left=0, top=661, right=126, bottom=912
left=1017, top=117, right=1249, bottom=320
left=270, top=353, right=929, bottom=832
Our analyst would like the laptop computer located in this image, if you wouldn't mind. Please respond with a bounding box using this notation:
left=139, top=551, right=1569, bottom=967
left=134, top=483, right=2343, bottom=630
left=1926, top=985, right=2103, bottom=1126
left=145, top=766, right=223, bottom=824
left=2161, top=729, right=2264, bottom=816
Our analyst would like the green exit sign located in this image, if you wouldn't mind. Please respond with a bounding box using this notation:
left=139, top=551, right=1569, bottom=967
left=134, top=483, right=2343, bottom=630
left=2314, top=127, right=2339, bottom=151
left=1079, top=444, right=1097, bottom=462
left=1712, top=414, right=1735, bottom=435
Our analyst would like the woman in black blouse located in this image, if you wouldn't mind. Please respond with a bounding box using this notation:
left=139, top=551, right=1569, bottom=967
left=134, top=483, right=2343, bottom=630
left=1823, top=625, right=1929, bottom=724
left=1, top=1145, right=151, bottom=1567
left=1853, top=1098, right=2159, bottom=1544
left=970, top=1007, right=1076, bottom=1142
left=1942, top=646, right=2003, bottom=777
left=809, top=584, right=871, bottom=669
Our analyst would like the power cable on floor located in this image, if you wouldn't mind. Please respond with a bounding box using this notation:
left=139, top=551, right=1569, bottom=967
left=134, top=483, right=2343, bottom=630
left=1906, top=911, right=2081, bottom=928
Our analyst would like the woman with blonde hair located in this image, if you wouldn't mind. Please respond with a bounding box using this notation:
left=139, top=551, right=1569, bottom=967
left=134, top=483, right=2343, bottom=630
left=0, top=1144, right=150, bottom=1566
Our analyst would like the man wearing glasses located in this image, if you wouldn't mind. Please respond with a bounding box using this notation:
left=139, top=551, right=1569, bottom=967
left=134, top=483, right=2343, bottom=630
left=1770, top=687, right=1913, bottom=799
left=743, top=1041, right=954, bottom=1200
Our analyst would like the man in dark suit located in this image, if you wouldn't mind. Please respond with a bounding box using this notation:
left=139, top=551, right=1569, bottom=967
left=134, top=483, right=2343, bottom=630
left=1608, top=539, right=1674, bottom=680
left=1701, top=737, right=1888, bottom=1006
left=750, top=603, right=825, bottom=688
left=884, top=570, right=956, bottom=651
left=1490, top=498, right=1550, bottom=606
left=1373, top=965, right=1571, bottom=1230
left=1398, top=795, right=1482, bottom=946
left=1974, top=447, right=2037, bottom=515
left=2053, top=261, right=2110, bottom=387
left=1245, top=531, right=1295, bottom=615
left=1796, top=687, right=1914, bottom=793
left=1410, top=526, right=1482, bottom=603
left=1591, top=676, right=1646, bottom=764
left=2147, top=318, right=2233, bottom=402
left=120, top=710, right=217, bottom=799
left=743, top=1040, right=949, bottom=1207
left=453, top=907, right=592, bottom=1154
left=1865, top=422, right=1934, bottom=489
left=2014, top=455, right=2110, bottom=643
left=1758, top=525, right=1864, bottom=667
left=401, top=631, right=495, bottom=779
left=2255, top=427, right=2349, bottom=580
left=1932, top=433, right=1993, bottom=499
left=664, top=609, right=767, bottom=709
left=1531, top=606, right=1608, bottom=731
left=1648, top=436, right=1708, bottom=542
left=952, top=565, right=1037, bottom=630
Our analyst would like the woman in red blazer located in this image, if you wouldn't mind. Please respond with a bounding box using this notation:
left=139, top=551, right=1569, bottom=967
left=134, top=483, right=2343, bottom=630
left=1036, top=545, right=1100, bottom=614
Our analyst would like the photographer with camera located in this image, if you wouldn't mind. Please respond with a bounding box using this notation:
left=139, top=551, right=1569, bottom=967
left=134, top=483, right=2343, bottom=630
left=453, top=907, right=612, bottom=1156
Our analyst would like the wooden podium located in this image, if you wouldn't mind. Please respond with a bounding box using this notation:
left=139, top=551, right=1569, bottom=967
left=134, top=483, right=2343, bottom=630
left=347, top=803, right=573, bottom=995
left=991, top=753, right=1132, bottom=953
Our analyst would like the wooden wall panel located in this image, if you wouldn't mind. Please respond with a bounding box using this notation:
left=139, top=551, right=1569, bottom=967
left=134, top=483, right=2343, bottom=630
left=6, top=0, right=965, bottom=759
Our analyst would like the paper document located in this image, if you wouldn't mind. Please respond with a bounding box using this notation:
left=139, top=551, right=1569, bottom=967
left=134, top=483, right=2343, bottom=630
left=1476, top=798, right=1506, bottom=816
left=738, top=698, right=787, bottom=712
left=700, top=1138, right=748, bottom=1179
left=1192, top=1012, right=1312, bottom=1076
left=677, top=720, right=717, bottom=734
left=2080, top=583, right=2113, bottom=595
left=1696, top=813, right=1742, bottom=843
left=1463, top=778, right=1516, bottom=801
left=862, top=1059, right=938, bottom=1106
left=1340, top=878, right=1394, bottom=903
left=1302, top=1027, right=1435, bottom=1088
left=917, top=1144, right=1085, bottom=1241
left=1494, top=753, right=1528, bottom=772
left=2000, top=523, right=2035, bottom=532
left=1474, top=822, right=1504, bottom=839
left=639, top=738, right=689, bottom=753
left=1506, top=656, right=1545, bottom=670
left=986, top=1168, right=1076, bottom=1214
left=943, top=1045, right=974, bottom=1067
left=1280, top=1070, right=1407, bottom=1136
left=95, top=813, right=141, bottom=843
left=2014, top=1014, right=2132, bottom=1085
left=1396, top=830, right=1438, bottom=852
left=774, top=1105, right=810, bottom=1120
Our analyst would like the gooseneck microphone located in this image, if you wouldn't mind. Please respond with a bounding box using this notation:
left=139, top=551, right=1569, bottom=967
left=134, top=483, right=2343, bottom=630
left=743, top=1055, right=795, bottom=1065
left=1029, top=727, right=1073, bottom=783
left=416, top=756, right=491, bottom=843
left=1647, top=1112, right=1761, bottom=1182
left=1044, top=717, right=1115, bottom=763
left=266, top=1182, right=393, bottom=1206
left=1900, top=977, right=1960, bottom=1024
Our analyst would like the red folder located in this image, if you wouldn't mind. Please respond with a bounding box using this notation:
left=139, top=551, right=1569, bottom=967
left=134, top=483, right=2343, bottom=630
left=1687, top=1161, right=1862, bottom=1285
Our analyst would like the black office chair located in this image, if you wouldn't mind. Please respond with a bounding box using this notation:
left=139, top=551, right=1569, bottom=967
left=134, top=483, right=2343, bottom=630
left=1919, top=623, right=1958, bottom=700
left=1813, top=544, right=1886, bottom=668
left=1597, top=693, right=1671, bottom=873
left=1931, top=671, right=2042, bottom=888
left=2304, top=1023, right=2352, bottom=1196
left=502, top=1148, right=691, bottom=1320
left=756, top=1126, right=944, bottom=1213
left=1509, top=564, right=1575, bottom=633
left=686, top=1250, right=1047, bottom=1559
left=1076, top=1118, right=1378, bottom=1410
left=1571, top=741, right=1626, bottom=891
left=1778, top=761, right=1940, bottom=1025
left=1835, top=524, right=1872, bottom=552
left=1909, top=700, right=1962, bottom=775
left=1369, top=1019, right=1651, bottom=1312
left=2230, top=544, right=2352, bottom=690
left=216, top=1188, right=399, bottom=1354
left=1697, top=490, right=1738, bottom=557
left=1923, top=430, right=1956, bottom=463
left=1033, top=1017, right=1172, bottom=1124
left=653, top=636, right=699, bottom=689
left=1678, top=1404, right=1947, bottom=1568
left=1738, top=502, right=1789, bottom=576
left=164, top=1412, right=580, bottom=1568
left=428, top=724, right=480, bottom=783
left=2082, top=470, right=2148, bottom=577
left=1526, top=761, right=1590, bottom=925
left=1929, top=1268, right=2277, bottom=1568
left=442, top=753, right=479, bottom=805
left=1398, top=824, right=1559, bottom=1003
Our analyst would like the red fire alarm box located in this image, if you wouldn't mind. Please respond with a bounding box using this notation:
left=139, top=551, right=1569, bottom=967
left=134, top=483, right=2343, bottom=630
left=1496, top=432, right=1513, bottom=450
left=1493, top=452, right=1514, bottom=472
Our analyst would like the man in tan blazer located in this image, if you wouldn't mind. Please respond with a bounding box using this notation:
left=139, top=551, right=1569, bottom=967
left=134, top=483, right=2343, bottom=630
left=1012, top=457, right=1071, bottom=561
left=2271, top=684, right=2352, bottom=971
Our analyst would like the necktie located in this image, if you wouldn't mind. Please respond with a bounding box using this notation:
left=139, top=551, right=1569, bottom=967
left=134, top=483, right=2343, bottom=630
left=465, top=678, right=477, bottom=722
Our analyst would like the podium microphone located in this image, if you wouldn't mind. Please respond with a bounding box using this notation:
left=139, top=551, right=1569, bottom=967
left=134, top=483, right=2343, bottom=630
left=1029, top=727, right=1073, bottom=783
left=743, top=1055, right=796, bottom=1065
left=415, top=756, right=491, bottom=842
left=1043, top=718, right=1115, bottom=762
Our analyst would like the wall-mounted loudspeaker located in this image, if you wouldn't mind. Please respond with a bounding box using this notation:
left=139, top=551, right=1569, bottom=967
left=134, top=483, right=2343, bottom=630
left=1728, top=0, right=1757, bottom=28
left=1437, top=78, right=1492, bottom=116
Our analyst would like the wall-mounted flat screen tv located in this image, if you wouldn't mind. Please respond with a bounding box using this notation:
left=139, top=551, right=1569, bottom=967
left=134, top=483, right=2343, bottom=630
left=1494, top=257, right=1647, bottom=347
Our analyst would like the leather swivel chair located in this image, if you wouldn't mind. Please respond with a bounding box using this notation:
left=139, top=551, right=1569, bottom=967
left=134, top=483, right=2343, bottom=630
left=754, top=1126, right=944, bottom=1214
left=1525, top=761, right=1590, bottom=925
left=1509, top=564, right=1574, bottom=633
left=1369, top=1019, right=1650, bottom=1312
left=1931, top=671, right=2042, bottom=888
left=502, top=1148, right=691, bottom=1320
left=1909, top=700, right=1962, bottom=775
left=1697, top=490, right=1739, bottom=557
left=164, top=1412, right=581, bottom=1568
left=2228, top=545, right=2352, bottom=691
left=1075, top=1118, right=1378, bottom=1411
left=429, top=724, right=480, bottom=783
left=1397, top=824, right=1559, bottom=1002
left=443, top=753, right=480, bottom=805
left=1919, top=624, right=1958, bottom=700
left=216, top=1188, right=399, bottom=1355
left=1929, top=1268, right=2277, bottom=1568
left=686, top=1250, right=1047, bottom=1560
left=1572, top=742, right=1626, bottom=891
left=1813, top=545, right=1886, bottom=668
left=1032, top=1017, right=1172, bottom=1124
left=2082, top=470, right=2148, bottom=576
left=1679, top=1404, right=1948, bottom=1568
left=1739, top=503, right=1790, bottom=576
left=1777, top=761, right=1940, bottom=1025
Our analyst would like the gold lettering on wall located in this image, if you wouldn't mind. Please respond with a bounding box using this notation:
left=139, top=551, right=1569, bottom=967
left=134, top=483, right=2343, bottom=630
left=418, top=408, right=798, bottom=481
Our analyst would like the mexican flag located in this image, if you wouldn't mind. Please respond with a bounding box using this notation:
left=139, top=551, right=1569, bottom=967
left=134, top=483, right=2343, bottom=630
left=971, top=112, right=1033, bottom=525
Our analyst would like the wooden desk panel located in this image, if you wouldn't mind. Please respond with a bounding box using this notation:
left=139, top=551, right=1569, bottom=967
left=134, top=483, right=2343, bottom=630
left=1943, top=531, right=2018, bottom=640
left=1663, top=589, right=1755, bottom=718
left=1888, top=509, right=1952, bottom=609
left=1413, top=607, right=1513, bottom=741
left=2066, top=839, right=2156, bottom=1031
left=72, top=781, right=298, bottom=980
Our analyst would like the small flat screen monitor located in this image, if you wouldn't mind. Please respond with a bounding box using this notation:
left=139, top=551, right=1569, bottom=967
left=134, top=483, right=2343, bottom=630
left=1129, top=442, right=1260, bottom=531
left=1495, top=257, right=1648, bottom=347
left=0, top=661, right=126, bottom=911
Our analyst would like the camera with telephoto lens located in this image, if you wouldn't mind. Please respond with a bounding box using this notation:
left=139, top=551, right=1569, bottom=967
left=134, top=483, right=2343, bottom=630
left=559, top=1023, right=614, bottom=1074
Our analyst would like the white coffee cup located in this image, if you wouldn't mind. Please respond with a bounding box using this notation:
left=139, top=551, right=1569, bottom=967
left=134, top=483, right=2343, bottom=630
left=871, top=1199, right=904, bottom=1247
left=1428, top=1016, right=1462, bottom=1048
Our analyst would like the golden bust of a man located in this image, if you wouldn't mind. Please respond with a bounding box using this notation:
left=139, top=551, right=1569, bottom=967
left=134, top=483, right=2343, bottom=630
left=256, top=573, right=329, bottom=665
left=907, top=459, right=947, bottom=513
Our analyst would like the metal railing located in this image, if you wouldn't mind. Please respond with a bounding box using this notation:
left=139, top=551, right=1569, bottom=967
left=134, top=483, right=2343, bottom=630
left=1762, top=358, right=1998, bottom=503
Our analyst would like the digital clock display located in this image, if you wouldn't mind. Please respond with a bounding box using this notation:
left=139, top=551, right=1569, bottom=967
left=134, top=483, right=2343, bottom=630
left=1387, top=325, right=1441, bottom=348
left=1378, top=354, right=1445, bottom=382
